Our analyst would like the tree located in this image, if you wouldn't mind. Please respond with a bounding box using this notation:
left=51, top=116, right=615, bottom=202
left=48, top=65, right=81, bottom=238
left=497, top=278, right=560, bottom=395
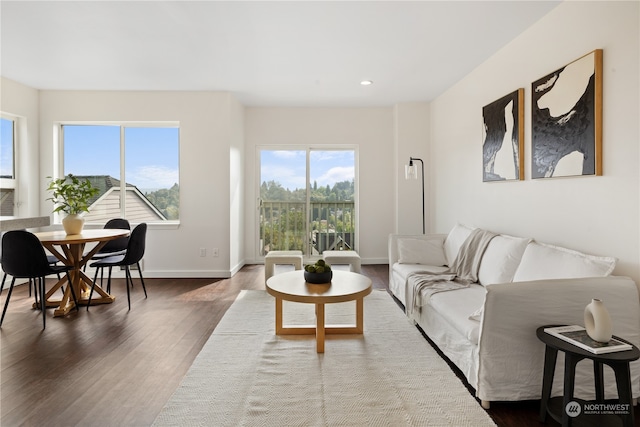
left=145, top=183, right=180, bottom=220
left=259, top=179, right=355, bottom=253
left=261, top=179, right=355, bottom=203
left=260, top=180, right=289, bottom=201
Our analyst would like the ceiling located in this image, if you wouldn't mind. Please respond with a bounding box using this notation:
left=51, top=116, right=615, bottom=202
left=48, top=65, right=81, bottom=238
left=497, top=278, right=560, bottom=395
left=1, top=1, right=561, bottom=107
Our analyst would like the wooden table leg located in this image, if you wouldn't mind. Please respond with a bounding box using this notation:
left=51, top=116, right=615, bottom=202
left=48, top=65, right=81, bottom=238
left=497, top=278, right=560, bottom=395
left=53, top=268, right=81, bottom=317
left=355, top=297, right=364, bottom=333
left=316, top=303, right=325, bottom=353
left=275, top=297, right=283, bottom=334
left=40, top=275, right=68, bottom=308
left=41, top=241, right=116, bottom=317
left=77, top=269, right=114, bottom=303
left=272, top=297, right=367, bottom=353
left=39, top=242, right=75, bottom=313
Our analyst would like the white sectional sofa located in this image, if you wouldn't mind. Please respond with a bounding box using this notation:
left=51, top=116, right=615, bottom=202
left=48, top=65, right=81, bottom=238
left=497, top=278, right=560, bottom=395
left=388, top=223, right=640, bottom=408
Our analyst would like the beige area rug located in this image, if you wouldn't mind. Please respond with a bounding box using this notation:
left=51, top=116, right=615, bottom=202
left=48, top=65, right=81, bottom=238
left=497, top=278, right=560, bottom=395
left=153, top=290, right=496, bottom=427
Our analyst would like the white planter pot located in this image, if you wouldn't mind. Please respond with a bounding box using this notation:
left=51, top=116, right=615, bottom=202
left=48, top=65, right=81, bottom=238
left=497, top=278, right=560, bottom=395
left=584, top=298, right=613, bottom=343
left=62, top=214, right=85, bottom=235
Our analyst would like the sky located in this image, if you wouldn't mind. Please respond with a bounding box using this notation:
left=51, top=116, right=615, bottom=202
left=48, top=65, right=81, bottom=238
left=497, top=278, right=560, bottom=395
left=63, top=125, right=179, bottom=192
left=260, top=150, right=355, bottom=191
left=0, top=118, right=14, bottom=178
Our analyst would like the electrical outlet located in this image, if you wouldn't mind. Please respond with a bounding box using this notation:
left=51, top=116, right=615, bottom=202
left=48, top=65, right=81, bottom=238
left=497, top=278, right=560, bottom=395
left=212, top=248, right=219, bottom=257
left=199, top=248, right=207, bottom=257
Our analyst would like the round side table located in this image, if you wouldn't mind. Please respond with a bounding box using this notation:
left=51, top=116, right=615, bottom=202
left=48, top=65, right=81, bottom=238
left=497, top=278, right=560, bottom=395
left=537, top=325, right=639, bottom=427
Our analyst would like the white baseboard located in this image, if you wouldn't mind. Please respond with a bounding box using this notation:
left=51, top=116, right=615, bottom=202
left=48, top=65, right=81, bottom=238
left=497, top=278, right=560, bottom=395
left=139, top=270, right=233, bottom=278
left=246, top=257, right=389, bottom=265
left=61, top=258, right=387, bottom=281
left=230, top=260, right=245, bottom=276
left=86, top=268, right=233, bottom=279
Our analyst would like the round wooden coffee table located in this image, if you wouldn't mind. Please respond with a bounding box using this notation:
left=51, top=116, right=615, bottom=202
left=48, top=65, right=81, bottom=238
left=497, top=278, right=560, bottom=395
left=265, top=270, right=372, bottom=353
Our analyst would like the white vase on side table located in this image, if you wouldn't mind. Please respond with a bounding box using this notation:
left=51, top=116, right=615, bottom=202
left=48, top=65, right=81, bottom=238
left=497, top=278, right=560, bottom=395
left=584, top=298, right=613, bottom=343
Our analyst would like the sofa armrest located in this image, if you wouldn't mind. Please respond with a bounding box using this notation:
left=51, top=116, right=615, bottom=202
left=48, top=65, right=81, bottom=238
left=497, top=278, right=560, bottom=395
left=477, top=276, right=640, bottom=402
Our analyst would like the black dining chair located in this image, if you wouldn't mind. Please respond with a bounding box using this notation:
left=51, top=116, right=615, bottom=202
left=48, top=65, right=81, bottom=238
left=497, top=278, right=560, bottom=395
left=1, top=236, right=59, bottom=308
left=0, top=230, right=79, bottom=329
left=87, top=223, right=147, bottom=311
left=83, top=218, right=131, bottom=281
left=3, top=253, right=61, bottom=299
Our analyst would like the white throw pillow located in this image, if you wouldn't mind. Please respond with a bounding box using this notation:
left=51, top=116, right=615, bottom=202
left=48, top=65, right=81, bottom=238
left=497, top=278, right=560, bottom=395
left=443, top=223, right=475, bottom=266
left=478, top=234, right=531, bottom=285
left=512, top=241, right=617, bottom=282
left=397, top=236, right=447, bottom=266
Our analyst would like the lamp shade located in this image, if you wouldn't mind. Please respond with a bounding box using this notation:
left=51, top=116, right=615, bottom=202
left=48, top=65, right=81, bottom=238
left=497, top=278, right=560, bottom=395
left=405, top=164, right=418, bottom=180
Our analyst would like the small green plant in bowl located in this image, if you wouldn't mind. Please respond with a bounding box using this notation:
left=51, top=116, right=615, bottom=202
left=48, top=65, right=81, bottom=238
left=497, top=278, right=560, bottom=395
left=304, top=259, right=333, bottom=284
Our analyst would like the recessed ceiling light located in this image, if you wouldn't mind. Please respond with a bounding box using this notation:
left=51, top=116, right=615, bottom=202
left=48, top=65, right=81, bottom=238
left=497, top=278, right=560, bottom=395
left=360, top=80, right=373, bottom=86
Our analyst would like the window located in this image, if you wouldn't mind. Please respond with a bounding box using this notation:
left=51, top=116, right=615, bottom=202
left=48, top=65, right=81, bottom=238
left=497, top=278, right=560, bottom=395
left=61, top=123, right=179, bottom=223
left=258, top=148, right=356, bottom=257
left=0, top=116, right=16, bottom=216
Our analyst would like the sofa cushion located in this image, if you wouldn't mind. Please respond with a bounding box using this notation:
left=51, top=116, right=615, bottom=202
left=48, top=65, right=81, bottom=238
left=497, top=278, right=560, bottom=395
left=513, top=241, right=617, bottom=282
left=391, top=262, right=450, bottom=307
left=443, top=223, right=475, bottom=266
left=393, top=262, right=449, bottom=278
left=397, top=236, right=447, bottom=266
left=427, top=284, right=486, bottom=345
left=478, top=234, right=531, bottom=285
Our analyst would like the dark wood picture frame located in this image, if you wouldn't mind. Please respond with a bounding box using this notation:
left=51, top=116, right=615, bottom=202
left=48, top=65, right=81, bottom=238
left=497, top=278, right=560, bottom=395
left=482, top=89, right=524, bottom=182
left=531, top=49, right=603, bottom=179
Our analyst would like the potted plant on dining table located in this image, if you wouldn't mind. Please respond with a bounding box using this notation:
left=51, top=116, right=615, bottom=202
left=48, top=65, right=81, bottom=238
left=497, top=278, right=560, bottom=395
left=46, top=174, right=100, bottom=235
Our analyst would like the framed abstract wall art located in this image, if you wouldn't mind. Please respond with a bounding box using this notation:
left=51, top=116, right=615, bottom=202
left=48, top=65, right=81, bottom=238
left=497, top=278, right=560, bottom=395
left=531, top=49, right=603, bottom=179
left=482, top=89, right=524, bottom=182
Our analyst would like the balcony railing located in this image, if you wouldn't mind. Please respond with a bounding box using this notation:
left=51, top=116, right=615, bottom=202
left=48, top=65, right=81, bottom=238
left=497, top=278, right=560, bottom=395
left=259, top=200, right=355, bottom=257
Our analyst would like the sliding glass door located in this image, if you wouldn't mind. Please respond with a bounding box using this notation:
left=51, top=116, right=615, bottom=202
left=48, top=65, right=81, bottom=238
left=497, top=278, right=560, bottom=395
left=258, top=148, right=356, bottom=258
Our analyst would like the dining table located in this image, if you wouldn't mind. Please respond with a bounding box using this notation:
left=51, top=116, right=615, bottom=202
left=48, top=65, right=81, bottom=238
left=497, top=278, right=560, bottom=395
left=34, top=229, right=131, bottom=317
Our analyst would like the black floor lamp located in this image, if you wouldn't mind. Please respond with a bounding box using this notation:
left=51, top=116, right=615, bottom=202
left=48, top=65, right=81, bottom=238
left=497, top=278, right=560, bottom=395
left=405, top=157, right=425, bottom=234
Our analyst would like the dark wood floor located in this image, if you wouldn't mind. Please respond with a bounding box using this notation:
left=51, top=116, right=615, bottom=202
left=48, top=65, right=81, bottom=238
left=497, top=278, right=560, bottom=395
left=1, top=264, right=634, bottom=426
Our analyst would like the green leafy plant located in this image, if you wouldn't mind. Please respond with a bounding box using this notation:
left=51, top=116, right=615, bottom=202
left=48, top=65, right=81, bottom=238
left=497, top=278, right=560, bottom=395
left=46, top=174, right=100, bottom=215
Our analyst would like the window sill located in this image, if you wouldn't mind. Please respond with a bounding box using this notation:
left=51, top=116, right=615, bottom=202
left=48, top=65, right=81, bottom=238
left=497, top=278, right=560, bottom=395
left=74, top=221, right=180, bottom=231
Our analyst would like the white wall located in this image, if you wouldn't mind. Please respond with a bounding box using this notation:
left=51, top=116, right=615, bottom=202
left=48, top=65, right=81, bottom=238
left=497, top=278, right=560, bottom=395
left=229, top=96, right=245, bottom=275
left=394, top=103, right=430, bottom=235
left=37, top=90, right=243, bottom=277
left=0, top=78, right=41, bottom=218
left=429, top=1, right=640, bottom=281
left=244, top=107, right=395, bottom=264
